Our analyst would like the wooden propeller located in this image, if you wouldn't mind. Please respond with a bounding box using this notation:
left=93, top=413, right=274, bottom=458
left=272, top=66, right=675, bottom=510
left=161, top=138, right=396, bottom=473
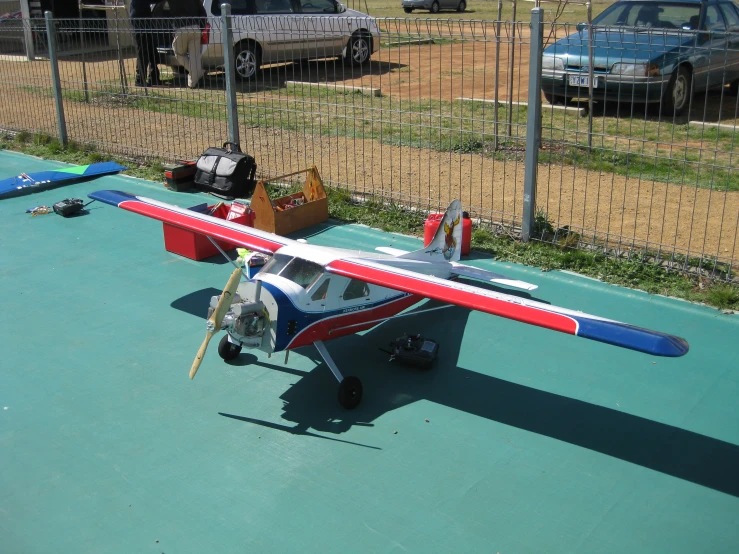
left=189, top=266, right=243, bottom=380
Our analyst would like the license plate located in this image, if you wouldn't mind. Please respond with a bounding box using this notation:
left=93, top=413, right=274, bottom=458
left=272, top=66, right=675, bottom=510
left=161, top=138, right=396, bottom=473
left=569, top=75, right=598, bottom=88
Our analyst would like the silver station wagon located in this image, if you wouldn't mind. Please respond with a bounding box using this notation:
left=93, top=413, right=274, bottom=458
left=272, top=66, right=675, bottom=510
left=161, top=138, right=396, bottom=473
left=160, top=0, right=380, bottom=80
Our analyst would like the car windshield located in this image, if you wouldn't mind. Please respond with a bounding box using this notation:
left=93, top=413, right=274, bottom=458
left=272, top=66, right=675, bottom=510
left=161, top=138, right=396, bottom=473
left=593, top=2, right=701, bottom=30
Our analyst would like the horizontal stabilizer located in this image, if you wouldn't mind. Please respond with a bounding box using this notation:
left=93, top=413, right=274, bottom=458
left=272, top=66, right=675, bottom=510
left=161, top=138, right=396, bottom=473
left=450, top=262, right=538, bottom=291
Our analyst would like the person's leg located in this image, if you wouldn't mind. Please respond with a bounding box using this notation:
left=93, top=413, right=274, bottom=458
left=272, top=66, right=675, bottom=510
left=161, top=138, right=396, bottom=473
left=172, top=27, right=194, bottom=80
left=132, top=20, right=147, bottom=86
left=146, top=30, right=161, bottom=85
left=186, top=31, right=203, bottom=88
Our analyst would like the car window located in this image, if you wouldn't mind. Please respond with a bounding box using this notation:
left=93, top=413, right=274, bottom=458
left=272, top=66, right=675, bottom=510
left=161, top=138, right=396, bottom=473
left=211, top=0, right=256, bottom=15
left=719, top=3, right=739, bottom=27
left=594, top=2, right=700, bottom=29
left=704, top=4, right=727, bottom=30
left=299, top=0, right=336, bottom=13
left=342, top=279, right=370, bottom=301
left=254, top=0, right=295, bottom=13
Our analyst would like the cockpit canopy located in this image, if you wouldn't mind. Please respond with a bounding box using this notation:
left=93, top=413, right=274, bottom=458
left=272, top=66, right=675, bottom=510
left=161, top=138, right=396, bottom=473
left=260, top=254, right=324, bottom=289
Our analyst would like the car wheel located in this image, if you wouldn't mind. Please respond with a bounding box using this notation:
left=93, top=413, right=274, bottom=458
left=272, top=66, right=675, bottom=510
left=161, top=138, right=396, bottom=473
left=662, top=65, right=692, bottom=116
left=457, top=0, right=466, bottom=11
left=543, top=91, right=569, bottom=105
left=404, top=7, right=414, bottom=12
left=430, top=1, right=440, bottom=13
left=345, top=33, right=371, bottom=66
left=234, top=41, right=260, bottom=81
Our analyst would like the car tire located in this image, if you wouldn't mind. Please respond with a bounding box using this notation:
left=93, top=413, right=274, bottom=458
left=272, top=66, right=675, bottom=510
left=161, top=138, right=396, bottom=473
left=430, top=1, right=440, bottom=13
left=457, top=0, right=466, bottom=11
left=404, top=7, right=414, bottom=12
left=662, top=65, right=692, bottom=116
left=344, top=33, right=372, bottom=66
left=234, top=41, right=260, bottom=81
left=543, top=91, right=569, bottom=105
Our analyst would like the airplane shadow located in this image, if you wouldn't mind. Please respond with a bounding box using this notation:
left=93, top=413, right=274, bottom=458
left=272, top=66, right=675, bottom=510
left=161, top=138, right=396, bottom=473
left=223, top=302, right=739, bottom=498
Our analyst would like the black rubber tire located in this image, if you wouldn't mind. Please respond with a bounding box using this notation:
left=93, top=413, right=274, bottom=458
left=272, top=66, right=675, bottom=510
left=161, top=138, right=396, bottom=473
left=344, top=33, right=372, bottom=66
left=234, top=41, right=261, bottom=81
left=337, top=376, right=363, bottom=409
left=457, top=0, right=466, bottom=11
left=218, top=335, right=242, bottom=361
left=404, top=7, right=413, bottom=12
left=662, top=65, right=692, bottom=116
left=543, top=90, right=569, bottom=105
left=430, top=1, right=440, bottom=13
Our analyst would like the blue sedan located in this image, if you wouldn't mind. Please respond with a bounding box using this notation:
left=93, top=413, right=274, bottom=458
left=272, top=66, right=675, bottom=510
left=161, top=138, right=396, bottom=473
left=541, top=0, right=739, bottom=114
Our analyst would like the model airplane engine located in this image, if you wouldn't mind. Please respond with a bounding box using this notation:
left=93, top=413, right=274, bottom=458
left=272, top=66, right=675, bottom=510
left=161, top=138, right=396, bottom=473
left=209, top=295, right=268, bottom=347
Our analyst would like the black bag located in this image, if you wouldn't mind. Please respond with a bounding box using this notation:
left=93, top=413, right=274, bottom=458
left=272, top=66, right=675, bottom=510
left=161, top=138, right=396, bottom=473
left=194, top=142, right=257, bottom=198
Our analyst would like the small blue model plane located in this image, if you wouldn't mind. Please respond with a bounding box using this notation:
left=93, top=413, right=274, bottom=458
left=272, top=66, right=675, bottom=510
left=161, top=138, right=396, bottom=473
left=0, top=162, right=125, bottom=198
left=90, top=189, right=689, bottom=409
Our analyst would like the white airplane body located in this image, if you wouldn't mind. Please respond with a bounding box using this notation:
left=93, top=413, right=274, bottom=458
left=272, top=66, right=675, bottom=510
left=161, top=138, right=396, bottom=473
left=90, top=190, right=689, bottom=409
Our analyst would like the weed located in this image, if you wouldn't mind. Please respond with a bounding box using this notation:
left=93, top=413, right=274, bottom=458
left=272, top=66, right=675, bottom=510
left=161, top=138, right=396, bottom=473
left=2, top=135, right=738, bottom=310
left=705, top=284, right=739, bottom=309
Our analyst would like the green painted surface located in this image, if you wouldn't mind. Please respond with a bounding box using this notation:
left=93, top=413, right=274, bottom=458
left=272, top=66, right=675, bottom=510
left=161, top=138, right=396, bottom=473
left=55, top=164, right=90, bottom=176
left=1, top=150, right=738, bottom=553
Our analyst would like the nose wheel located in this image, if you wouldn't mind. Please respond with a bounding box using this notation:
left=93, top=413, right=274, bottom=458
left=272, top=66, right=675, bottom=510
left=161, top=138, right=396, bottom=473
left=314, top=340, right=363, bottom=409
left=218, top=335, right=242, bottom=361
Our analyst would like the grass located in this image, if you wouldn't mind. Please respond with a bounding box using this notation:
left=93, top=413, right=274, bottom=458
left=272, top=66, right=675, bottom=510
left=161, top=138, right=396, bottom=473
left=20, top=80, right=739, bottom=192
left=3, top=133, right=737, bottom=312
left=359, top=0, right=611, bottom=23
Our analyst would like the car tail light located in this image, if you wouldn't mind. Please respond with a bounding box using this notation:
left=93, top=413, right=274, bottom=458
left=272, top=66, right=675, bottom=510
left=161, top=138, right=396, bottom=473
left=201, top=23, right=210, bottom=45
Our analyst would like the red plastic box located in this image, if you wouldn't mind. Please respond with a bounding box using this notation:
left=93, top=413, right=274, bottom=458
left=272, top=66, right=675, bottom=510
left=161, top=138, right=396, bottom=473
left=424, top=212, right=472, bottom=256
left=163, top=202, right=254, bottom=261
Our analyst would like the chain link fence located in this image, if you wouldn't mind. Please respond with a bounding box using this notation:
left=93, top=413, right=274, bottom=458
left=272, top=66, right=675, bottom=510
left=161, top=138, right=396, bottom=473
left=0, top=6, right=737, bottom=281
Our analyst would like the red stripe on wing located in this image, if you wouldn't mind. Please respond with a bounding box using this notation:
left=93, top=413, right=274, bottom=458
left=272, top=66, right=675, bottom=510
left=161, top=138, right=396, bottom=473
left=119, top=199, right=285, bottom=254
left=327, top=259, right=578, bottom=335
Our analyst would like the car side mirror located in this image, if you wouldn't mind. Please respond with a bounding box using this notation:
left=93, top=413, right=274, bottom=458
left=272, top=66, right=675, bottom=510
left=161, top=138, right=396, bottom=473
left=335, top=0, right=346, bottom=12
left=576, top=21, right=587, bottom=32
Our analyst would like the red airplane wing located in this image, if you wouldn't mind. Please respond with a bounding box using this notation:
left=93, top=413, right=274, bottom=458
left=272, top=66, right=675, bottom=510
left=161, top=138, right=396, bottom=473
left=326, top=257, right=689, bottom=357
left=89, top=190, right=291, bottom=254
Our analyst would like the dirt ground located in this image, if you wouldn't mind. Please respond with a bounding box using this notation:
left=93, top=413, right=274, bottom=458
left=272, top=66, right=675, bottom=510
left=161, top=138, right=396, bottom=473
left=1, top=45, right=738, bottom=266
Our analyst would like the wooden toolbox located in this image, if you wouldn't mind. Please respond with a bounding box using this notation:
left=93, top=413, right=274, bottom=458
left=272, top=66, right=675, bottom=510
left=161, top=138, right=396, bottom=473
left=250, top=166, right=328, bottom=235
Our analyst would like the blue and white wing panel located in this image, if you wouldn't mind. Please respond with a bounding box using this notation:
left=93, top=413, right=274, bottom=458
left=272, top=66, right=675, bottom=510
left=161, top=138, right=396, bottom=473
left=89, top=190, right=292, bottom=255
left=326, top=258, right=689, bottom=357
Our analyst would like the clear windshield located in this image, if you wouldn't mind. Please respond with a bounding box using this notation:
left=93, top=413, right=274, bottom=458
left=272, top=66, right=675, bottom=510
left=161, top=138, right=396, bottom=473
left=593, top=2, right=701, bottom=30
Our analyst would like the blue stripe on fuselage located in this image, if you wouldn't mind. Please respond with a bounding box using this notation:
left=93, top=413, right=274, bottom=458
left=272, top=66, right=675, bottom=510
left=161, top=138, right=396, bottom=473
left=258, top=280, right=410, bottom=352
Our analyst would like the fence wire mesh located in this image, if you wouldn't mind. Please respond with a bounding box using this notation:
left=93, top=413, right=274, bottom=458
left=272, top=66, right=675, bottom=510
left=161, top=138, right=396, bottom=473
left=0, top=9, right=737, bottom=281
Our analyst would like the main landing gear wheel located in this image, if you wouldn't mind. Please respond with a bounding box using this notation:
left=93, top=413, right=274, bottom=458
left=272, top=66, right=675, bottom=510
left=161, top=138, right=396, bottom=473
left=314, top=340, right=364, bottom=409
left=338, top=376, right=363, bottom=410
left=218, top=335, right=242, bottom=361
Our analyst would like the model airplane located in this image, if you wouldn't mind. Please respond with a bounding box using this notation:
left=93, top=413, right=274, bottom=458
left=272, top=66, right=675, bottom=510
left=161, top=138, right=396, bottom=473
left=89, top=190, right=689, bottom=409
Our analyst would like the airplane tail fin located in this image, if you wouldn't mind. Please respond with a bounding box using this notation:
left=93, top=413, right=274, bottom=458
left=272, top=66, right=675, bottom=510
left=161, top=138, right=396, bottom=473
left=399, top=199, right=464, bottom=262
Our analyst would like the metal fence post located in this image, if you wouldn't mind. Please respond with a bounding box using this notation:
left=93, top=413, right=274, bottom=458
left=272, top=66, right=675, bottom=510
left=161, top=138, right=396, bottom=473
left=44, top=11, right=67, bottom=146
left=221, top=3, right=240, bottom=147
left=506, top=0, right=517, bottom=139
left=522, top=7, right=543, bottom=242
left=20, top=0, right=35, bottom=61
